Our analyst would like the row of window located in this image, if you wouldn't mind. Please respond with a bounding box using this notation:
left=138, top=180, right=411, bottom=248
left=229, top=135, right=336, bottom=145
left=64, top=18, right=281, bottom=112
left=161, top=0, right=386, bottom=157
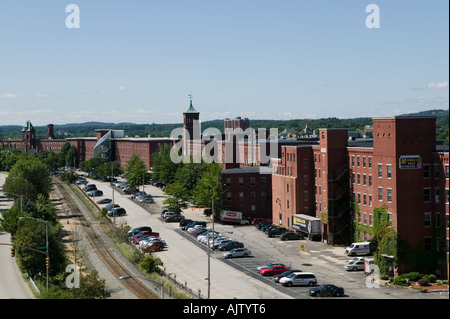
left=226, top=192, right=268, bottom=201
left=355, top=188, right=450, bottom=204
left=225, top=177, right=267, bottom=187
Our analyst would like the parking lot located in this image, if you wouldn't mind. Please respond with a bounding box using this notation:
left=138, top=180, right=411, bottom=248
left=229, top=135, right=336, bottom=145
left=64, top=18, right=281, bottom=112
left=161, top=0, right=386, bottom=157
left=76, top=175, right=448, bottom=299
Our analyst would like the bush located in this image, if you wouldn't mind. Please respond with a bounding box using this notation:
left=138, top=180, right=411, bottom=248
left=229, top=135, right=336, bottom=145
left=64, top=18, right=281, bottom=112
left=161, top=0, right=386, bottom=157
left=139, top=255, right=163, bottom=274
left=406, top=272, right=423, bottom=282
left=418, top=278, right=430, bottom=286
left=423, top=274, right=437, bottom=283
left=393, top=275, right=409, bottom=286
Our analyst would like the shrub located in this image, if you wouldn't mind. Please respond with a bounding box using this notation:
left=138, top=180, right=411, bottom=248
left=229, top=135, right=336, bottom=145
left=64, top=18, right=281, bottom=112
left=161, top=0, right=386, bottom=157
left=406, top=272, right=423, bottom=282
left=418, top=278, right=430, bottom=287
left=423, top=274, right=437, bottom=283
left=393, top=275, right=409, bottom=286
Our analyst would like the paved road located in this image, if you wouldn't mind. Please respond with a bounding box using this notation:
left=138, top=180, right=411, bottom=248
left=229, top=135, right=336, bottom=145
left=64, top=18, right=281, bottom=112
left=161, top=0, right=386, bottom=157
left=0, top=173, right=35, bottom=299
left=81, top=176, right=449, bottom=300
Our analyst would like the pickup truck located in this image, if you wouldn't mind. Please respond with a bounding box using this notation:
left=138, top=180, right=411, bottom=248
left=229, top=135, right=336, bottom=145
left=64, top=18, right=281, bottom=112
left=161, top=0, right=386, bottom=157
left=266, top=226, right=288, bottom=238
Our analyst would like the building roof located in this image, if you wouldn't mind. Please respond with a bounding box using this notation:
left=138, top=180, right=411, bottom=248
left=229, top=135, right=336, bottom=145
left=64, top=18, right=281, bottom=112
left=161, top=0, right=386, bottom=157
left=222, top=165, right=272, bottom=175
left=184, top=100, right=199, bottom=114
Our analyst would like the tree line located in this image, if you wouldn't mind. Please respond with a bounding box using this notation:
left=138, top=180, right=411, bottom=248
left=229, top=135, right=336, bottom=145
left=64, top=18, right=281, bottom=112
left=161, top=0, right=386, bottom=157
left=0, top=149, right=110, bottom=298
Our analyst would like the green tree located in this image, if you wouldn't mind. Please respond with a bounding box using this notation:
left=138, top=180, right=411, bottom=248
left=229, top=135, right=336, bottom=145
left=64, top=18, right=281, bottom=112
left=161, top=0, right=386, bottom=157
left=125, top=153, right=150, bottom=188
left=5, top=157, right=53, bottom=198
left=162, top=183, right=190, bottom=213
left=192, top=163, right=225, bottom=217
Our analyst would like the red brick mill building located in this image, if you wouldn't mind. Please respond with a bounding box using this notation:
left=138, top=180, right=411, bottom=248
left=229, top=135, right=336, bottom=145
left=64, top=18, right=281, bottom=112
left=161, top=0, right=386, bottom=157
left=2, top=109, right=448, bottom=278
left=272, top=116, right=449, bottom=278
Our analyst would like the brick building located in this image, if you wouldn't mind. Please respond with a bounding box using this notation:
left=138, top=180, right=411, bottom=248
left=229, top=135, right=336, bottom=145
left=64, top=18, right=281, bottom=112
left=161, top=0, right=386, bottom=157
left=272, top=116, right=449, bottom=278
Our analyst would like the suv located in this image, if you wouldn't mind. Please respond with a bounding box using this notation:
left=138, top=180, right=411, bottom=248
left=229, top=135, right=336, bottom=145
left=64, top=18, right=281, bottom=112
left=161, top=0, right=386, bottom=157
left=164, top=212, right=184, bottom=222
left=83, top=184, right=97, bottom=192
left=107, top=207, right=126, bottom=217
left=280, top=272, right=317, bottom=287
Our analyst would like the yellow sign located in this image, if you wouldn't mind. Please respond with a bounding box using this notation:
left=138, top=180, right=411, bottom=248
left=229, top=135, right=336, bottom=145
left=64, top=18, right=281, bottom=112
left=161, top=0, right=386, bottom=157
left=298, top=242, right=307, bottom=251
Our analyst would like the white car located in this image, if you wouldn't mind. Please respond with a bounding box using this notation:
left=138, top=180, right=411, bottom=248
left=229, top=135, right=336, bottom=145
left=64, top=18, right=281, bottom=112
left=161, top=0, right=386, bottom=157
left=279, top=272, right=317, bottom=287
left=222, top=248, right=251, bottom=259
left=344, top=260, right=365, bottom=271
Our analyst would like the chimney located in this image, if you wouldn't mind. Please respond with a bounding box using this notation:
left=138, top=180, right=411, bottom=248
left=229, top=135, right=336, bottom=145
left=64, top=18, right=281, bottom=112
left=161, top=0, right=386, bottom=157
left=47, top=124, right=55, bottom=139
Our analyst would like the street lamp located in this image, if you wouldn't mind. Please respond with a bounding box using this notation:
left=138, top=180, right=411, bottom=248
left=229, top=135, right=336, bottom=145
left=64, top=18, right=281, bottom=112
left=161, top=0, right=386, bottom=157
left=119, top=275, right=165, bottom=299
left=19, top=216, right=49, bottom=292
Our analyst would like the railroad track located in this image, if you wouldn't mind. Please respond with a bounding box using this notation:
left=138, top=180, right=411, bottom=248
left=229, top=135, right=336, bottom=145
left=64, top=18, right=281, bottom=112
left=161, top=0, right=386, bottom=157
left=54, top=180, right=159, bottom=299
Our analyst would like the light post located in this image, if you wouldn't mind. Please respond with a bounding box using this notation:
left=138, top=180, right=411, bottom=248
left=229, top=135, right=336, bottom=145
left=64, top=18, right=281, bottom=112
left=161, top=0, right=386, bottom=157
left=19, top=216, right=49, bottom=292
left=119, top=275, right=165, bottom=299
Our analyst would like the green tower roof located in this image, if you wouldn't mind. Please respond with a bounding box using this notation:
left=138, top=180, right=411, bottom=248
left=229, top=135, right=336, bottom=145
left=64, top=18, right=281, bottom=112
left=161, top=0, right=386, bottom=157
left=185, top=99, right=199, bottom=114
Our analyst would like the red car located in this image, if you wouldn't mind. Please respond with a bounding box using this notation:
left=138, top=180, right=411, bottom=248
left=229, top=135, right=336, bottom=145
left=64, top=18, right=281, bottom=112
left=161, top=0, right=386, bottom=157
left=260, top=265, right=289, bottom=276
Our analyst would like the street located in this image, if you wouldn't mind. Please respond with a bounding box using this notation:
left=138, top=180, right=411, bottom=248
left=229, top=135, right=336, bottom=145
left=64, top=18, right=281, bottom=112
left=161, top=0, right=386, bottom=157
left=0, top=173, right=35, bottom=299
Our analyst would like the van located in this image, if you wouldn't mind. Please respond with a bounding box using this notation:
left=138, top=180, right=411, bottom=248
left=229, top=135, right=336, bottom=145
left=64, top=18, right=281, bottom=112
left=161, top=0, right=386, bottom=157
left=345, top=242, right=372, bottom=256
left=279, top=272, right=317, bottom=287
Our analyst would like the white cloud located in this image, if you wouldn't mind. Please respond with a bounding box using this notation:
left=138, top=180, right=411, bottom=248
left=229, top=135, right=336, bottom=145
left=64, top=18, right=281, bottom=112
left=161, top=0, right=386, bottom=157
left=427, top=81, right=449, bottom=89
left=1, top=93, right=18, bottom=99
left=118, top=86, right=127, bottom=92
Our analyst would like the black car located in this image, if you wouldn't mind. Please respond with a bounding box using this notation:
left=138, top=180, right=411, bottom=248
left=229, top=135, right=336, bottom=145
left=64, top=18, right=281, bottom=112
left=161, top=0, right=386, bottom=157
left=179, top=219, right=193, bottom=227
left=279, top=232, right=304, bottom=241
left=88, top=190, right=103, bottom=197
left=218, top=241, right=244, bottom=251
left=308, top=284, right=344, bottom=297
left=266, top=226, right=287, bottom=238
left=107, top=207, right=126, bottom=217
left=83, top=184, right=97, bottom=192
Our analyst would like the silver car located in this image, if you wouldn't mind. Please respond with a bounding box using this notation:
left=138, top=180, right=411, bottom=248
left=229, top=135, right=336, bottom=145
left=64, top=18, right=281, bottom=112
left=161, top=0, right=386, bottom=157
left=222, top=248, right=251, bottom=259
left=344, top=260, right=365, bottom=271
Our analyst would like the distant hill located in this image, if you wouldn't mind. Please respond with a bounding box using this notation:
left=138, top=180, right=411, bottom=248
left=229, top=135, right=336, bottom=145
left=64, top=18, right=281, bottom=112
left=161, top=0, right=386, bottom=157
left=1, top=109, right=448, bottom=141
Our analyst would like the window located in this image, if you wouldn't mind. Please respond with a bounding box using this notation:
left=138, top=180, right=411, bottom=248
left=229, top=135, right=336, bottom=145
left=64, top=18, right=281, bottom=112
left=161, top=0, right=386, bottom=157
left=378, top=164, right=382, bottom=178
left=304, top=191, right=309, bottom=201
left=251, top=192, right=256, bottom=201
left=378, top=187, right=383, bottom=201
left=446, top=188, right=449, bottom=204
left=363, top=156, right=366, bottom=168
left=369, top=195, right=372, bottom=207
left=363, top=194, right=367, bottom=206
left=239, top=192, right=244, bottom=201
left=424, top=213, right=432, bottom=227
left=261, top=177, right=266, bottom=186
left=352, top=155, right=355, bottom=167
left=424, top=188, right=431, bottom=202
left=435, top=188, right=440, bottom=203
left=363, top=174, right=367, bottom=186
left=287, top=200, right=290, bottom=209
left=225, top=178, right=231, bottom=187
left=435, top=212, right=441, bottom=228
left=446, top=165, right=449, bottom=179
left=424, top=164, right=430, bottom=178
left=369, top=175, right=372, bottom=186
left=261, top=191, right=266, bottom=200
left=357, top=173, right=360, bottom=185
left=357, top=156, right=360, bottom=167
left=239, top=178, right=244, bottom=187
left=387, top=188, right=392, bottom=203
left=226, top=192, right=231, bottom=201
left=286, top=184, right=289, bottom=193
left=434, top=164, right=439, bottom=179
left=250, top=177, right=255, bottom=186
left=387, top=165, right=391, bottom=179
left=368, top=157, right=372, bottom=168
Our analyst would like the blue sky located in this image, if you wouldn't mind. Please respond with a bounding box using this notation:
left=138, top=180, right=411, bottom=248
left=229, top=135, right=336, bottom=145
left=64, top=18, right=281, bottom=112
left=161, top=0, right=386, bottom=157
left=0, top=0, right=448, bottom=126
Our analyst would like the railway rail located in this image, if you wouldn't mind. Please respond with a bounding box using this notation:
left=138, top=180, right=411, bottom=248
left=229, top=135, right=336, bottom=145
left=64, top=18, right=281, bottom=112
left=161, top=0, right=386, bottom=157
left=54, top=180, right=159, bottom=299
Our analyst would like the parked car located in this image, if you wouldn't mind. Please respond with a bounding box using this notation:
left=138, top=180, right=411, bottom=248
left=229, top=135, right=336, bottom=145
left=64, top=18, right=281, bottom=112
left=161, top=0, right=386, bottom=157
left=105, top=204, right=120, bottom=211
left=96, top=198, right=112, bottom=204
left=260, top=265, right=289, bottom=276
left=164, top=212, right=184, bottom=222
left=273, top=270, right=302, bottom=283
left=141, top=240, right=165, bottom=252
left=88, top=190, right=103, bottom=197
left=128, top=226, right=152, bottom=237
left=83, top=184, right=97, bottom=192
left=266, top=226, right=287, bottom=237
left=179, top=219, right=193, bottom=227
left=182, top=221, right=206, bottom=231
left=257, top=262, right=286, bottom=271
left=107, top=207, right=126, bottom=217
left=252, top=218, right=272, bottom=225
left=76, top=178, right=88, bottom=185
left=140, top=197, right=154, bottom=204
left=279, top=231, right=304, bottom=241
left=132, top=191, right=146, bottom=199
left=218, top=241, right=244, bottom=251
left=123, top=186, right=138, bottom=194
left=222, top=248, right=251, bottom=259
left=344, top=259, right=365, bottom=271
left=308, top=284, right=344, bottom=297
left=279, top=272, right=317, bottom=287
